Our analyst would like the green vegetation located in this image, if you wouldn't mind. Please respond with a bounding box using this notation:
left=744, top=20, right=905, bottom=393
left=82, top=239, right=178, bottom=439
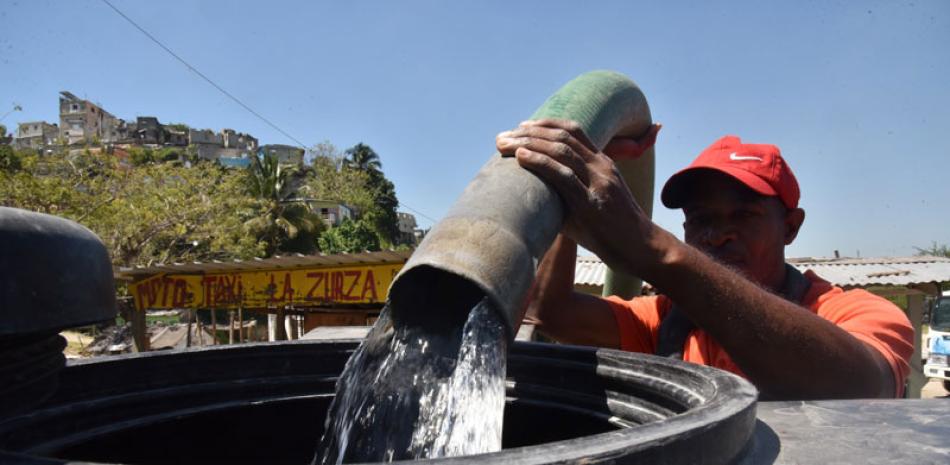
left=0, top=145, right=22, bottom=172
left=916, top=242, right=950, bottom=258
left=318, top=217, right=380, bottom=253
left=915, top=243, right=950, bottom=292
left=343, top=143, right=400, bottom=246
left=245, top=151, right=323, bottom=255
left=0, top=140, right=407, bottom=268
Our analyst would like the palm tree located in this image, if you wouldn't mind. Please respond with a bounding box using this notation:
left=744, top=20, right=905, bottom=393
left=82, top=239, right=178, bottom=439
left=245, top=152, right=322, bottom=255
left=344, top=143, right=382, bottom=175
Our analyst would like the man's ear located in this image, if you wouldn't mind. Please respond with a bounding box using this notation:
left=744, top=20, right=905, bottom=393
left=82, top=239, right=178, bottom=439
left=784, top=208, right=805, bottom=245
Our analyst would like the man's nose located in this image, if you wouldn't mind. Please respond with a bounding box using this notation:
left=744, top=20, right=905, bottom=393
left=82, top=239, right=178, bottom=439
left=702, top=222, right=738, bottom=248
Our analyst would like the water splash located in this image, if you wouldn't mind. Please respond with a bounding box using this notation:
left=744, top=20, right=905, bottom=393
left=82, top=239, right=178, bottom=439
left=314, top=298, right=508, bottom=464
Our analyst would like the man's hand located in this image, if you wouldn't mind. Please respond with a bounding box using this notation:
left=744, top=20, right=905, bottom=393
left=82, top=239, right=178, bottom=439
left=495, top=119, right=666, bottom=275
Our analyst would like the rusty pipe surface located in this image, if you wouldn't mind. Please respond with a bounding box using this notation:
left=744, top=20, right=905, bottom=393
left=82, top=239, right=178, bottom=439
left=389, top=70, right=655, bottom=338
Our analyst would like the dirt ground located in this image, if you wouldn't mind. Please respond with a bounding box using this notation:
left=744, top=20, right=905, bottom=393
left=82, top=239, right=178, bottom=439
left=921, top=378, right=949, bottom=399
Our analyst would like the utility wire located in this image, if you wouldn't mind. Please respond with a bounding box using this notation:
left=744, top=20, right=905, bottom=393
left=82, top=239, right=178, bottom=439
left=100, top=0, right=307, bottom=148
left=396, top=203, right=437, bottom=224
left=99, top=0, right=438, bottom=226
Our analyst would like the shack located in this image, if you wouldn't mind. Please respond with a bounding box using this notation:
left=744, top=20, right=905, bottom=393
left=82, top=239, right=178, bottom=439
left=115, top=250, right=412, bottom=351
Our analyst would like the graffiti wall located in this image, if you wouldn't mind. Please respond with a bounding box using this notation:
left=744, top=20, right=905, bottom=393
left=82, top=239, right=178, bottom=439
left=131, top=263, right=403, bottom=311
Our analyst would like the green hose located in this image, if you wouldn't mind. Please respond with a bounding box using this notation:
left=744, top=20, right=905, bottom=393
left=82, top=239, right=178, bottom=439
left=529, top=70, right=656, bottom=299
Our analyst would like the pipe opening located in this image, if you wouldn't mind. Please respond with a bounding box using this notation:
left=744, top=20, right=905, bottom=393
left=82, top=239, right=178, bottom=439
left=387, top=265, right=490, bottom=335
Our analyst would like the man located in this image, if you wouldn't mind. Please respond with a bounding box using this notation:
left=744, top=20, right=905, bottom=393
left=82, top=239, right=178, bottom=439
left=495, top=120, right=913, bottom=400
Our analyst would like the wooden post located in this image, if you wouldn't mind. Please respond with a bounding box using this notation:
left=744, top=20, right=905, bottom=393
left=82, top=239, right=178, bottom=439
left=275, top=307, right=287, bottom=341
left=185, top=309, right=194, bottom=348
left=288, top=313, right=298, bottom=340
left=238, top=306, right=244, bottom=343
left=131, top=307, right=148, bottom=352
left=210, top=308, right=217, bottom=345
left=228, top=310, right=235, bottom=344
left=196, top=310, right=205, bottom=346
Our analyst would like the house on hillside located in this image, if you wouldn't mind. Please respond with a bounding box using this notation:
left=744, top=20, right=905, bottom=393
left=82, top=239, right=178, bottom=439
left=14, top=121, right=59, bottom=150
left=189, top=128, right=257, bottom=162
left=309, top=200, right=353, bottom=227
left=397, top=212, right=418, bottom=245
left=59, top=91, right=120, bottom=145
left=222, top=128, right=258, bottom=151
left=259, top=144, right=304, bottom=165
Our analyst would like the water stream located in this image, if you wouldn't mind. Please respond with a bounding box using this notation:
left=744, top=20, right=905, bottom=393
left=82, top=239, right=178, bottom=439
left=314, top=297, right=508, bottom=464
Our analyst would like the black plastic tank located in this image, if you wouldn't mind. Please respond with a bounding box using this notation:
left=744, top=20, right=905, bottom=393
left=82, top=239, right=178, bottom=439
left=0, top=339, right=757, bottom=465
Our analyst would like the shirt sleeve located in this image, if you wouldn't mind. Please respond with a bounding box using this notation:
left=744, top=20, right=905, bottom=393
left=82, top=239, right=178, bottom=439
left=816, top=289, right=915, bottom=397
left=604, top=295, right=666, bottom=354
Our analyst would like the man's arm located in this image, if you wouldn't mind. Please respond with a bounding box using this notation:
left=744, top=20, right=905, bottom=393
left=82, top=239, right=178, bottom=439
left=498, top=119, right=897, bottom=400
left=640, top=236, right=897, bottom=399
left=525, top=233, right=620, bottom=349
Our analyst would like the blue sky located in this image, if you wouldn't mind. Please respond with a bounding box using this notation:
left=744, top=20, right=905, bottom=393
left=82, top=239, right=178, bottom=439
left=1, top=0, right=947, bottom=258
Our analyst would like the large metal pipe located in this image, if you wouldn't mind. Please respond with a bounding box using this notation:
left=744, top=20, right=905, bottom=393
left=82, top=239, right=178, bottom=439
left=389, top=70, right=655, bottom=338
left=603, top=138, right=655, bottom=299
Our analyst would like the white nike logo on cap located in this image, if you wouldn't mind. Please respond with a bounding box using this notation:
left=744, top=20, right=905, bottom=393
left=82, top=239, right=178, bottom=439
left=729, top=152, right=763, bottom=162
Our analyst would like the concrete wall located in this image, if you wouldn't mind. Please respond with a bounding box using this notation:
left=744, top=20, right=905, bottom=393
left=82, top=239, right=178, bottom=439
left=58, top=91, right=119, bottom=145
left=15, top=122, right=59, bottom=149
left=260, top=144, right=304, bottom=165
left=189, top=129, right=224, bottom=145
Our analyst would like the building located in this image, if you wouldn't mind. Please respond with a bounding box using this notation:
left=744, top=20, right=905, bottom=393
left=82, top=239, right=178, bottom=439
left=58, top=91, right=119, bottom=145
left=188, top=128, right=224, bottom=146
left=218, top=156, right=252, bottom=168
left=221, top=128, right=258, bottom=151
left=134, top=117, right=164, bottom=145
left=396, top=212, right=418, bottom=245
left=14, top=121, right=59, bottom=150
left=309, top=200, right=353, bottom=227
left=188, top=128, right=257, bottom=162
left=260, top=144, right=304, bottom=165
left=165, top=129, right=188, bottom=146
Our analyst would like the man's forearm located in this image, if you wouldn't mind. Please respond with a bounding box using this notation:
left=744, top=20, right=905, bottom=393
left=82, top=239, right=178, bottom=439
left=526, top=234, right=578, bottom=324
left=527, top=235, right=621, bottom=348
left=637, top=230, right=893, bottom=399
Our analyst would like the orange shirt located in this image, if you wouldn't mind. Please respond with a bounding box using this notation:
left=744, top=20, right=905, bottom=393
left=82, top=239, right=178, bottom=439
left=606, top=270, right=914, bottom=397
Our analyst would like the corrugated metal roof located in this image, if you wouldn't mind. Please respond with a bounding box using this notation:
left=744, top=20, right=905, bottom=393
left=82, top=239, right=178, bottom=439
left=789, top=255, right=950, bottom=288
left=572, top=255, right=950, bottom=289
left=115, top=250, right=413, bottom=280
left=117, top=250, right=950, bottom=290
left=575, top=255, right=607, bottom=286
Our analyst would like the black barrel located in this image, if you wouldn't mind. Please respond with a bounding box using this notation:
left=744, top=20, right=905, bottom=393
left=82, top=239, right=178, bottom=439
left=0, top=339, right=757, bottom=465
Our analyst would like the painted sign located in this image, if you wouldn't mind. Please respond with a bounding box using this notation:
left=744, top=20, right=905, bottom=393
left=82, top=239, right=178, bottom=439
left=131, top=263, right=403, bottom=311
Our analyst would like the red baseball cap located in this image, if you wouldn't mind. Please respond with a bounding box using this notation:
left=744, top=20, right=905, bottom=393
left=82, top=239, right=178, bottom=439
left=661, top=135, right=800, bottom=209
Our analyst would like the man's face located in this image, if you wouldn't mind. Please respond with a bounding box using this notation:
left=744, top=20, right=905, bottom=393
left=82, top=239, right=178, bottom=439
left=680, top=171, right=801, bottom=289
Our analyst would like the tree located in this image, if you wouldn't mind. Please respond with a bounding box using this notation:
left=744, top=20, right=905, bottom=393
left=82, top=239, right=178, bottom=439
left=317, top=217, right=380, bottom=253
left=244, top=152, right=323, bottom=255
left=915, top=242, right=950, bottom=258
left=344, top=142, right=382, bottom=175
left=307, top=147, right=374, bottom=214
left=0, top=145, right=22, bottom=172
left=0, top=151, right=266, bottom=267
left=366, top=171, right=400, bottom=246
left=128, top=146, right=156, bottom=166
left=340, top=143, right=400, bottom=246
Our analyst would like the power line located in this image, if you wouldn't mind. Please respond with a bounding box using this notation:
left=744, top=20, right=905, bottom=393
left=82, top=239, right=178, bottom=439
left=99, top=0, right=307, bottom=148
left=397, top=203, right=437, bottom=224
left=99, top=0, right=438, bottom=226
